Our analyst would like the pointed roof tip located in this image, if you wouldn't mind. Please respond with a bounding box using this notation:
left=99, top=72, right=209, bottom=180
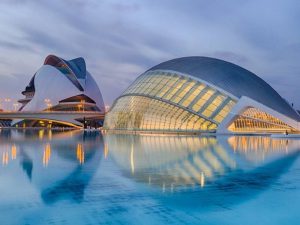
left=68, top=57, right=86, bottom=78
left=43, top=54, right=85, bottom=91
left=44, top=54, right=87, bottom=80
left=44, top=54, right=60, bottom=65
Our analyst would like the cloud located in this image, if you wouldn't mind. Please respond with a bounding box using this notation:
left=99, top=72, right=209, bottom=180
left=0, top=0, right=299, bottom=107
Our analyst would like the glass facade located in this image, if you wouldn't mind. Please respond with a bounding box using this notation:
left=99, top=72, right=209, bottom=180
left=104, top=71, right=237, bottom=131
left=228, top=107, right=296, bottom=133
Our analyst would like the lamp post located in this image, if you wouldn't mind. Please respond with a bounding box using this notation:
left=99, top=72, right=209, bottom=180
left=4, top=98, right=11, bottom=111
left=44, top=99, right=51, bottom=111
left=13, top=103, right=19, bottom=111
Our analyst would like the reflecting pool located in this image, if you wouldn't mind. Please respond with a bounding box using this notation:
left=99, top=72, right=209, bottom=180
left=0, top=130, right=299, bottom=225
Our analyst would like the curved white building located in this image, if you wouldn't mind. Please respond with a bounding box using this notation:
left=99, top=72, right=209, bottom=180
left=104, top=56, right=300, bottom=133
left=16, top=55, right=105, bottom=128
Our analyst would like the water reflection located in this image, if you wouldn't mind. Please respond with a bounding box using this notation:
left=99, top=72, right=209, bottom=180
left=104, top=133, right=300, bottom=208
left=0, top=129, right=103, bottom=204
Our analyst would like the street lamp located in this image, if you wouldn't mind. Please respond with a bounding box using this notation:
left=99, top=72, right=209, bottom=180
left=44, top=99, right=51, bottom=111
left=47, top=103, right=52, bottom=111
left=13, top=103, right=19, bottom=111
left=4, top=98, right=11, bottom=111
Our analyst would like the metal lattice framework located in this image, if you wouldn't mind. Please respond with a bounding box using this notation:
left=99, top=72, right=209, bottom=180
left=104, top=70, right=236, bottom=131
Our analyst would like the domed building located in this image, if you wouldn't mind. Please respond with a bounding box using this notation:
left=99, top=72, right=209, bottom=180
left=104, top=56, right=300, bottom=133
left=15, top=55, right=105, bottom=128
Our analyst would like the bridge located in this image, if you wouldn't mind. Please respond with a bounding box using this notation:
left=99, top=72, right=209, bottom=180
left=0, top=111, right=105, bottom=128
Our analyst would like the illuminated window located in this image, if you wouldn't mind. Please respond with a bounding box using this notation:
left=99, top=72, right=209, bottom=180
left=192, top=89, right=215, bottom=112
left=104, top=96, right=217, bottom=131
left=105, top=70, right=238, bottom=132
left=228, top=107, right=296, bottom=133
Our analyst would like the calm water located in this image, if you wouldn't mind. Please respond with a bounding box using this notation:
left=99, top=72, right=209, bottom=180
left=0, top=130, right=299, bottom=225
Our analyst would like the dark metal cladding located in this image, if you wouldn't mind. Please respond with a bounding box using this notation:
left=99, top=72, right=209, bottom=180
left=22, top=74, right=36, bottom=95
left=147, top=56, right=300, bottom=122
left=44, top=55, right=85, bottom=91
left=63, top=57, right=86, bottom=80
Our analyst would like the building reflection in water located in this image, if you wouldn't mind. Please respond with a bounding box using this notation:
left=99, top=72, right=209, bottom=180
left=0, top=129, right=103, bottom=204
left=104, top=133, right=300, bottom=197
left=105, top=134, right=236, bottom=190
left=227, top=136, right=299, bottom=162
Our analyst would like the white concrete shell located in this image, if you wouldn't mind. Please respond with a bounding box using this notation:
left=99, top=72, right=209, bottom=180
left=21, top=65, right=104, bottom=112
left=14, top=55, right=105, bottom=127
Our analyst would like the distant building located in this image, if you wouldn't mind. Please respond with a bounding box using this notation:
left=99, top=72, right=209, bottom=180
left=14, top=55, right=105, bottom=128
left=104, top=56, right=300, bottom=133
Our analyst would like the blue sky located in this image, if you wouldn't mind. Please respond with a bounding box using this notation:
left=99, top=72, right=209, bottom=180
left=0, top=0, right=300, bottom=107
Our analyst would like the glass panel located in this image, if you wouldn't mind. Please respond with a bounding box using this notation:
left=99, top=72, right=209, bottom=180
left=192, top=89, right=215, bottom=112
left=104, top=95, right=217, bottom=131
left=163, top=78, right=187, bottom=101
left=110, top=70, right=240, bottom=131
left=157, top=75, right=179, bottom=98
left=172, top=80, right=196, bottom=104
left=181, top=83, right=205, bottom=107
left=228, top=107, right=295, bottom=133
left=213, top=100, right=235, bottom=123
left=202, top=94, right=226, bottom=118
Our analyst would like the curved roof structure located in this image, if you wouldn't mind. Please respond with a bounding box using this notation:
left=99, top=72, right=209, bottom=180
left=148, top=56, right=300, bottom=121
left=15, top=54, right=105, bottom=127
left=44, top=55, right=86, bottom=91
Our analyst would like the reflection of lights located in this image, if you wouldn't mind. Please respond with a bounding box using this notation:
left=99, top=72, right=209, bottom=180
left=11, top=144, right=17, bottom=160
left=2, top=144, right=18, bottom=165
left=200, top=172, right=205, bottom=187
left=2, top=152, right=9, bottom=165
left=193, top=157, right=212, bottom=177
left=130, top=143, right=134, bottom=174
left=228, top=136, right=293, bottom=154
left=39, top=129, right=44, bottom=139
left=104, top=143, right=109, bottom=159
left=43, top=143, right=51, bottom=167
left=106, top=135, right=239, bottom=191
left=227, top=136, right=299, bottom=162
left=48, top=130, right=52, bottom=140
left=76, top=143, right=85, bottom=164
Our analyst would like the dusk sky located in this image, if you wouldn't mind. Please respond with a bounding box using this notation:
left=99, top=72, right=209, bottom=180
left=0, top=0, right=300, bottom=108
